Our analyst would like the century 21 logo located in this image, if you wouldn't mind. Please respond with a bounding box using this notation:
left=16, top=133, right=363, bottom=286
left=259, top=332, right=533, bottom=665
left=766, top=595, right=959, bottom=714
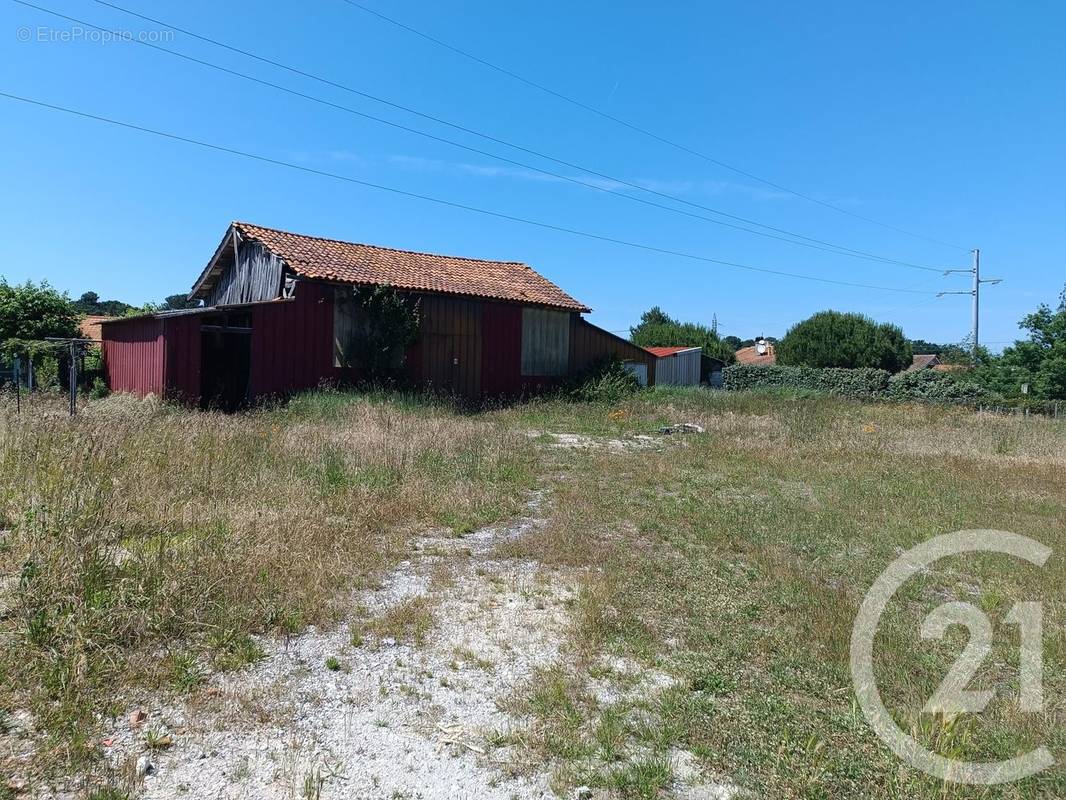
left=850, top=530, right=1054, bottom=785
left=920, top=598, right=1043, bottom=716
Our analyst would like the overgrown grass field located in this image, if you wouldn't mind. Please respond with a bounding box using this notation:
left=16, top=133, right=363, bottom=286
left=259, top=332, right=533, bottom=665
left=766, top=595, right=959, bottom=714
left=0, top=388, right=1062, bottom=799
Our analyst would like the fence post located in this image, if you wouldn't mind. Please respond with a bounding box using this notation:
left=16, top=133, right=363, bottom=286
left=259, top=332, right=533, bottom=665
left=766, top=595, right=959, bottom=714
left=13, top=355, right=20, bottom=415
left=67, top=341, right=78, bottom=417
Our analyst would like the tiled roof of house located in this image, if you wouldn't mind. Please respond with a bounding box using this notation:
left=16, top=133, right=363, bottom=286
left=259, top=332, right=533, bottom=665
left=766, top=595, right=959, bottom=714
left=907, top=353, right=941, bottom=372
left=79, top=315, right=114, bottom=343
left=735, top=344, right=776, bottom=365
left=644, top=346, right=700, bottom=357
left=227, top=222, right=590, bottom=312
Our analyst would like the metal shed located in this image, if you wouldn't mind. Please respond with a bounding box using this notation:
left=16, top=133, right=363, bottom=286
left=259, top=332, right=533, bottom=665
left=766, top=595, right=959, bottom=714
left=645, top=346, right=702, bottom=386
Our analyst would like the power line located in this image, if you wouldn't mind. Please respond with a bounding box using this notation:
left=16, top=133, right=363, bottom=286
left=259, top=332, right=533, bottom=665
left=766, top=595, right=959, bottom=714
left=70, top=0, right=962, bottom=273
left=14, top=1, right=946, bottom=275
left=0, top=90, right=940, bottom=297
left=336, top=0, right=969, bottom=252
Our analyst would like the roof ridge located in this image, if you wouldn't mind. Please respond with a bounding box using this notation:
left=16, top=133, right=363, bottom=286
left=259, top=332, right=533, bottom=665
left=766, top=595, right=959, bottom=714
left=232, top=220, right=530, bottom=268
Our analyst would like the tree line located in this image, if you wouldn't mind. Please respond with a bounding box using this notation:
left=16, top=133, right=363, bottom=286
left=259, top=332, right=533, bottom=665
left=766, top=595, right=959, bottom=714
left=3, top=277, right=1064, bottom=402
left=630, top=286, right=1066, bottom=402
left=0, top=280, right=199, bottom=347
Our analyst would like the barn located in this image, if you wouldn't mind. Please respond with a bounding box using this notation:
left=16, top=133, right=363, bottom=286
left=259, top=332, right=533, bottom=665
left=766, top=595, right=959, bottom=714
left=644, top=346, right=703, bottom=386
left=102, top=221, right=652, bottom=407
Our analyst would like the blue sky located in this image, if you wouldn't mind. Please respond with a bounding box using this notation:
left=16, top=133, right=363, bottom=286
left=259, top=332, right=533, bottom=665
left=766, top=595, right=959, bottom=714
left=2, top=0, right=1064, bottom=347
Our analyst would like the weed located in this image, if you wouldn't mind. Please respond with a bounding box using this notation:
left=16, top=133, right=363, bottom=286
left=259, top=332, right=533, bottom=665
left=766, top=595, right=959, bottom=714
left=368, top=597, right=434, bottom=645
left=605, top=755, right=673, bottom=799
left=302, top=767, right=325, bottom=800
left=594, top=706, right=626, bottom=762
left=4, top=387, right=1064, bottom=797
left=167, top=652, right=204, bottom=693
left=349, top=625, right=365, bottom=648
left=85, top=789, right=129, bottom=800
left=143, top=728, right=174, bottom=752
left=209, top=631, right=264, bottom=672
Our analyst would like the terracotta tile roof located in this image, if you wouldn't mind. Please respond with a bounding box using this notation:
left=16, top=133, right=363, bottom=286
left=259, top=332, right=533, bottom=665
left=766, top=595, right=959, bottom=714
left=79, top=315, right=114, bottom=343
left=735, top=344, right=776, bottom=365
left=907, top=353, right=941, bottom=372
left=645, top=346, right=699, bottom=357
left=230, top=222, right=590, bottom=312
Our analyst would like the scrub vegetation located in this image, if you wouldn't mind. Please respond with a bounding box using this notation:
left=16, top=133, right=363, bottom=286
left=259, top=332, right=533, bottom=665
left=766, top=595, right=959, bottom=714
left=0, top=387, right=1063, bottom=799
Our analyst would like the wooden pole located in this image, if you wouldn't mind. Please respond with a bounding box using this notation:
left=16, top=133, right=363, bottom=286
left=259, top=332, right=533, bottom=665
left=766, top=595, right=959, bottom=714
left=69, top=340, right=77, bottom=416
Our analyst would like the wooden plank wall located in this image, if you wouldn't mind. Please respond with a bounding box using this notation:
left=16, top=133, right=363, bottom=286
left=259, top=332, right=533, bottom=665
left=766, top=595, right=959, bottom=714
left=653, top=349, right=701, bottom=386
left=417, top=295, right=482, bottom=397
left=207, top=238, right=285, bottom=306
left=521, top=308, right=570, bottom=376
left=480, top=302, right=522, bottom=395
left=570, top=318, right=655, bottom=384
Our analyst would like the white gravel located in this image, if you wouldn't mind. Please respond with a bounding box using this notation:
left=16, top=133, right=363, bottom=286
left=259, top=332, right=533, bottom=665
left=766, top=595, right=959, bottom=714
left=7, top=492, right=746, bottom=799
left=101, top=495, right=576, bottom=800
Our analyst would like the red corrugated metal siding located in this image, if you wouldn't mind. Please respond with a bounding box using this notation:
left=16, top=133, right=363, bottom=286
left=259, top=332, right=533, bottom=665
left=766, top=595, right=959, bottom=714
left=249, top=285, right=334, bottom=398
left=163, top=315, right=202, bottom=403
left=481, top=302, right=522, bottom=396
left=102, top=317, right=165, bottom=396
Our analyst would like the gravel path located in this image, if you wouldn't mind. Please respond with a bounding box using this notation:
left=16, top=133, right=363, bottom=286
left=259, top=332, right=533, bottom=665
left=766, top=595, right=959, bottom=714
left=102, top=494, right=575, bottom=799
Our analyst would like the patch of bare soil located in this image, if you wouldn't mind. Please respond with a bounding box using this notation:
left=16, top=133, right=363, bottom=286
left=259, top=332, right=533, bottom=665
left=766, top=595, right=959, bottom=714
left=529, top=431, right=664, bottom=452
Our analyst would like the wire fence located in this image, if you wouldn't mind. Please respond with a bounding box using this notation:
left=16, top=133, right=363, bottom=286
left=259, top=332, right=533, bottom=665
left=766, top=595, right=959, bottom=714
left=1, top=338, right=96, bottom=416
left=976, top=402, right=1062, bottom=419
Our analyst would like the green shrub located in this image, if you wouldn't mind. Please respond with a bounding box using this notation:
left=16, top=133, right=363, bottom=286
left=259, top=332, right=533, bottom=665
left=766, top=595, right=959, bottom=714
left=888, top=369, right=994, bottom=405
left=776, top=310, right=912, bottom=372
left=564, top=357, right=641, bottom=404
left=89, top=377, right=109, bottom=399
left=33, top=355, right=60, bottom=391
left=723, top=364, right=890, bottom=398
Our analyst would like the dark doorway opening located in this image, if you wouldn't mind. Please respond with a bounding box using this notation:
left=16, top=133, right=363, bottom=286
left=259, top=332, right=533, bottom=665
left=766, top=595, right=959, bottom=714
left=200, top=314, right=252, bottom=411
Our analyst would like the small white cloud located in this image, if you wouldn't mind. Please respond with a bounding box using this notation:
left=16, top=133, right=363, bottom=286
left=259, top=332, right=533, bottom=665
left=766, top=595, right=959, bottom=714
left=384, top=154, right=819, bottom=205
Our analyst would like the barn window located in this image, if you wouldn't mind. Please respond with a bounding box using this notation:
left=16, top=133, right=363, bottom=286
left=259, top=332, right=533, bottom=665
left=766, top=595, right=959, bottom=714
left=521, top=308, right=570, bottom=376
left=333, top=289, right=361, bottom=368
left=333, top=287, right=411, bottom=371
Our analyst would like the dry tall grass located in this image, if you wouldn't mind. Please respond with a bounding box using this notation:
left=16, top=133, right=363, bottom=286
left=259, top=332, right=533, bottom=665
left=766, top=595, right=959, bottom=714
left=2, top=386, right=1063, bottom=798
left=0, top=391, right=533, bottom=770
left=497, top=388, right=1066, bottom=799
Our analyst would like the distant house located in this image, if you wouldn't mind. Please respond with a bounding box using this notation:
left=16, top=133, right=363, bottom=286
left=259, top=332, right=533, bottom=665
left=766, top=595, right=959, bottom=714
left=907, top=353, right=941, bottom=372
left=735, top=339, right=776, bottom=366
left=644, top=346, right=702, bottom=386
left=78, top=315, right=113, bottom=344
left=101, top=221, right=652, bottom=407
